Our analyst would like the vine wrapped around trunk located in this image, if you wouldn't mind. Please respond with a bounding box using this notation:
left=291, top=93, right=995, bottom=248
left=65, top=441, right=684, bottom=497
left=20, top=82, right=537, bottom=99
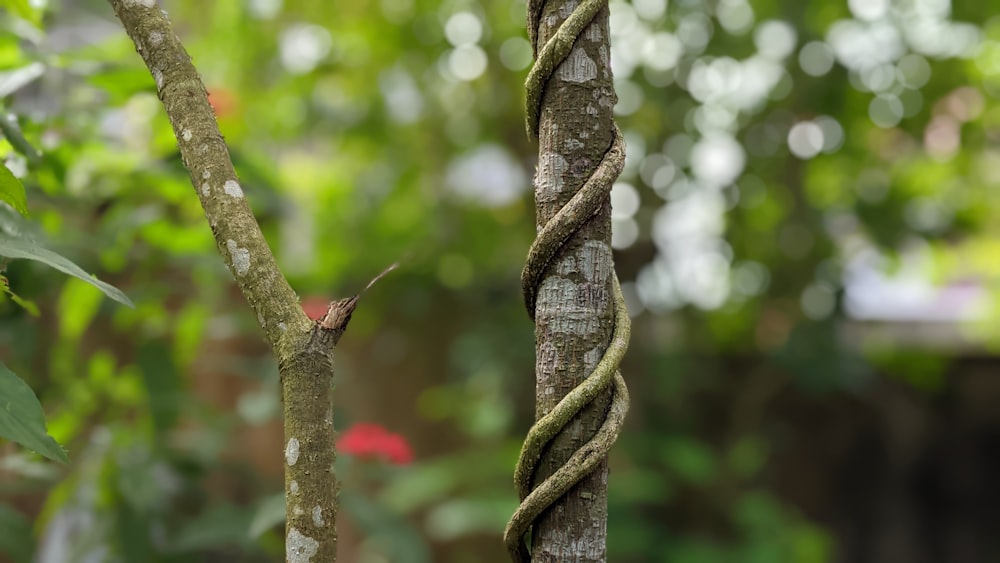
left=503, top=0, right=631, bottom=559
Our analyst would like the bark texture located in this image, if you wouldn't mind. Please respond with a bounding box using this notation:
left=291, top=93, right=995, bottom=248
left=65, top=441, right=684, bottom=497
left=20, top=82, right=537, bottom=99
left=530, top=1, right=618, bottom=560
left=504, top=0, right=630, bottom=555
left=106, top=2, right=347, bottom=561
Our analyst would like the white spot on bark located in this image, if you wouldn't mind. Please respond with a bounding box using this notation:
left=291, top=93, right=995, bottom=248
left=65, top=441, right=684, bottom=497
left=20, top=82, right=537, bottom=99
left=226, top=240, right=250, bottom=276
left=535, top=241, right=613, bottom=336
left=257, top=311, right=265, bottom=327
left=564, top=138, right=584, bottom=151
left=599, top=45, right=609, bottom=67
left=202, top=170, right=211, bottom=179
left=579, top=240, right=613, bottom=283
left=286, top=528, right=319, bottom=563
left=290, top=480, right=299, bottom=493
left=535, top=276, right=597, bottom=332
left=535, top=277, right=604, bottom=334
left=312, top=506, right=324, bottom=527
left=201, top=182, right=210, bottom=196
left=152, top=68, right=164, bottom=90
left=285, top=437, right=300, bottom=466
left=224, top=180, right=244, bottom=198
left=279, top=322, right=288, bottom=332
left=181, top=129, right=192, bottom=141
left=536, top=152, right=568, bottom=203
left=555, top=256, right=577, bottom=276
left=585, top=24, right=603, bottom=42
left=558, top=0, right=579, bottom=18
left=557, top=46, right=597, bottom=83
left=599, top=95, right=615, bottom=108
left=293, top=504, right=304, bottom=516
left=124, top=0, right=156, bottom=7
left=586, top=104, right=599, bottom=115
left=584, top=346, right=603, bottom=370
left=148, top=31, right=163, bottom=47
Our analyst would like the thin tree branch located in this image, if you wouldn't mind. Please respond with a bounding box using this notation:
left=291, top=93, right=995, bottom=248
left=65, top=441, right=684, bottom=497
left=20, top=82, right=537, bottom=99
left=106, top=0, right=310, bottom=352
left=106, top=2, right=342, bottom=561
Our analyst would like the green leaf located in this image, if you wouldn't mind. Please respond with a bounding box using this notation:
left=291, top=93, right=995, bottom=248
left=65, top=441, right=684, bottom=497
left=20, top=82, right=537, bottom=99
left=340, top=491, right=432, bottom=563
left=0, top=275, right=39, bottom=316
left=1, top=0, right=42, bottom=26
left=137, top=342, right=182, bottom=438
left=0, top=165, right=28, bottom=216
left=0, top=503, right=35, bottom=563
left=86, top=67, right=158, bottom=105
left=116, top=504, right=153, bottom=563
left=4, top=288, right=39, bottom=316
left=57, top=278, right=104, bottom=341
left=0, top=110, right=42, bottom=164
left=0, top=63, right=44, bottom=98
left=171, top=503, right=254, bottom=552
left=0, top=233, right=134, bottom=308
left=247, top=493, right=285, bottom=539
left=0, top=362, right=68, bottom=464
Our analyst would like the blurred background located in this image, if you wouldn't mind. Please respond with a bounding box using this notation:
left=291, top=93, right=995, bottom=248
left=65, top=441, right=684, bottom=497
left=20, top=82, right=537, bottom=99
left=1, top=0, right=1000, bottom=561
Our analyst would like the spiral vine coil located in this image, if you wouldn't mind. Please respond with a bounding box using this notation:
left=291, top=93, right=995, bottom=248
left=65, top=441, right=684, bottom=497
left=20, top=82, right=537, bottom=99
left=502, top=0, right=631, bottom=559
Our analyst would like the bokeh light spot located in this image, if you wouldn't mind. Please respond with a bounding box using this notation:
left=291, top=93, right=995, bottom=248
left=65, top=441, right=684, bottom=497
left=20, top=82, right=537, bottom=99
left=690, top=134, right=745, bottom=187
left=445, top=12, right=483, bottom=46
left=814, top=116, right=845, bottom=153
left=801, top=283, right=836, bottom=319
left=279, top=24, right=332, bottom=74
left=754, top=20, right=797, bottom=60
left=632, top=0, right=666, bottom=22
left=611, top=182, right=641, bottom=219
left=848, top=0, right=889, bottom=22
left=787, top=121, right=824, bottom=159
left=799, top=41, right=835, bottom=76
left=448, top=45, right=488, bottom=81
left=717, top=0, right=754, bottom=35
left=612, top=218, right=640, bottom=249
left=499, top=37, right=533, bottom=70
left=897, top=53, right=931, bottom=88
left=869, top=94, right=904, bottom=128
left=438, top=254, right=474, bottom=289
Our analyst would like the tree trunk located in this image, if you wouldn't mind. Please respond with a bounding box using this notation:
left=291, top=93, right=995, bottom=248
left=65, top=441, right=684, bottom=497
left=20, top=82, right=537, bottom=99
left=530, top=1, right=617, bottom=560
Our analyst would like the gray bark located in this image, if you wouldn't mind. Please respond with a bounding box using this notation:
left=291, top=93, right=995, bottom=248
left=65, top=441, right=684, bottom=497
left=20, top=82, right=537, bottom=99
left=531, top=2, right=617, bottom=559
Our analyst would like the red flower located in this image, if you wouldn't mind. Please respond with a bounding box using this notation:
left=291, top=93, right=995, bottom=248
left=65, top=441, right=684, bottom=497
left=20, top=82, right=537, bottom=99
left=301, top=296, right=330, bottom=320
left=337, top=423, right=414, bottom=465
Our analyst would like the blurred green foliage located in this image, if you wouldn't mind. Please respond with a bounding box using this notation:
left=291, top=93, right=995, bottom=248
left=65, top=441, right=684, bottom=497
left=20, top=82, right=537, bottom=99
left=1, top=0, right=998, bottom=561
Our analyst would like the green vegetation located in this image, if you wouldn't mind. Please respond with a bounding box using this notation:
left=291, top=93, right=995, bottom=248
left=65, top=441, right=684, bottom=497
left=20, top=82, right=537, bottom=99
left=1, top=0, right=998, bottom=561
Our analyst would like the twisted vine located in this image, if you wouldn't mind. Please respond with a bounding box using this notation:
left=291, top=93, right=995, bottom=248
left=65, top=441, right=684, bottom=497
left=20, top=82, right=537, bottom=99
left=503, top=0, right=630, bottom=558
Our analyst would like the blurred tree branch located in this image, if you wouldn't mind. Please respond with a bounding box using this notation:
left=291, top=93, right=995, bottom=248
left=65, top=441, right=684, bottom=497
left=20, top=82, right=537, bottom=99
left=106, top=1, right=346, bottom=560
